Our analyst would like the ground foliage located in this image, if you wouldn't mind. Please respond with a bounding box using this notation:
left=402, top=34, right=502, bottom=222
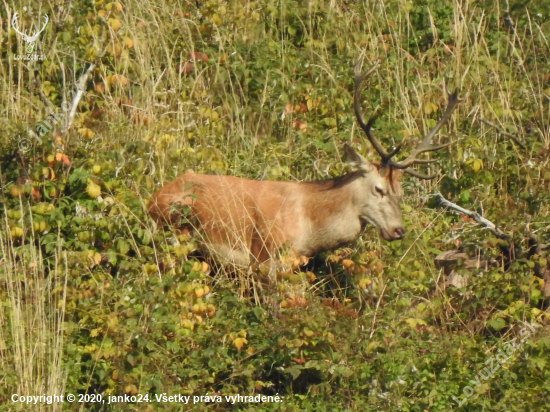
left=1, top=0, right=550, bottom=410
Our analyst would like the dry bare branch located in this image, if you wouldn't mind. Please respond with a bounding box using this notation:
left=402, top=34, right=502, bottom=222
left=480, top=118, right=526, bottom=149
left=433, top=191, right=508, bottom=239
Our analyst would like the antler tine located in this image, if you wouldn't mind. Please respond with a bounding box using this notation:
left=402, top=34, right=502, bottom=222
left=387, top=142, right=403, bottom=158
left=403, top=168, right=436, bottom=180
left=354, top=62, right=397, bottom=164
left=408, top=158, right=439, bottom=164
left=394, top=92, right=460, bottom=169
left=389, top=142, right=454, bottom=170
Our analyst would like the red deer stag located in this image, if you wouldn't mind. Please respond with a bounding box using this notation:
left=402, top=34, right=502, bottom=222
left=148, top=65, right=460, bottom=267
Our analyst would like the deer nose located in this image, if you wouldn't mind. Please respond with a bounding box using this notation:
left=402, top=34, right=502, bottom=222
left=393, top=227, right=406, bottom=239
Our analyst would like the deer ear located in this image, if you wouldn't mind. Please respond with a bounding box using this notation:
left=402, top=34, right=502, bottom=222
left=344, top=144, right=374, bottom=172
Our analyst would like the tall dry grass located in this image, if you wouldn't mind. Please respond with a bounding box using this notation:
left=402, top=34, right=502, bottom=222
left=0, top=217, right=68, bottom=411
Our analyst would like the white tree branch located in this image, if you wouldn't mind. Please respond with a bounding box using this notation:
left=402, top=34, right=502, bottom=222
left=433, top=191, right=508, bottom=239
left=64, top=62, right=96, bottom=132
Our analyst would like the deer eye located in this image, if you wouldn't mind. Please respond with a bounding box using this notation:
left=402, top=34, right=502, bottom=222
left=375, top=186, right=385, bottom=197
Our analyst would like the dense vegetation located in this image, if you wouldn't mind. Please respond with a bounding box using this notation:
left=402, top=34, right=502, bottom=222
left=1, top=0, right=550, bottom=410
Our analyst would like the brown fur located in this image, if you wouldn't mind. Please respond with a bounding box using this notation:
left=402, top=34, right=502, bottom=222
left=148, top=147, right=406, bottom=267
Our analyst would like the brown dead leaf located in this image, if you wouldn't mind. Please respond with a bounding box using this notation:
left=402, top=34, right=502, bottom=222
left=292, top=119, right=307, bottom=132
left=180, top=61, right=194, bottom=75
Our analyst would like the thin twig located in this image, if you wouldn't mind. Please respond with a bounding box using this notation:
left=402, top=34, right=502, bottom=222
left=397, top=208, right=447, bottom=266
left=32, top=69, right=55, bottom=111
left=369, top=283, right=387, bottom=339
left=480, top=118, right=526, bottom=149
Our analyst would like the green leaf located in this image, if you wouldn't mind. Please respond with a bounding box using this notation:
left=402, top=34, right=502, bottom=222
left=488, top=318, right=506, bottom=331
left=460, top=190, right=471, bottom=202
left=117, top=239, right=130, bottom=255
left=107, top=249, right=118, bottom=265
left=284, top=365, right=303, bottom=380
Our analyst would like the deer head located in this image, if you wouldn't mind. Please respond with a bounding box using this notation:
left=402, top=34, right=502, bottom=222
left=350, top=63, right=460, bottom=240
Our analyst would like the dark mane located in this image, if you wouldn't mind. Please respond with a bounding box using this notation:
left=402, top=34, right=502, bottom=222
left=305, top=170, right=367, bottom=191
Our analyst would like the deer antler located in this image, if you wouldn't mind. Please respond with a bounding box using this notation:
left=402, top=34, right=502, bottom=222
left=392, top=93, right=460, bottom=169
left=353, top=61, right=403, bottom=164
left=354, top=63, right=460, bottom=179
left=11, top=12, right=48, bottom=43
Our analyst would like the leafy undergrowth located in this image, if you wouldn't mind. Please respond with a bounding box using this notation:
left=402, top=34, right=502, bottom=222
left=2, top=0, right=550, bottom=410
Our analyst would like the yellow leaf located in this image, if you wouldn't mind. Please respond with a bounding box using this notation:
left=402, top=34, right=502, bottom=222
left=106, top=43, right=122, bottom=56
left=79, top=128, right=95, bottom=139
left=181, top=319, right=194, bottom=330
left=206, top=304, right=216, bottom=317
left=144, top=264, right=158, bottom=274
left=357, top=277, right=372, bottom=289
left=106, top=2, right=123, bottom=12
left=423, top=102, right=438, bottom=115
left=212, top=13, right=222, bottom=25
left=174, top=245, right=188, bottom=257
left=122, top=37, right=134, bottom=50
left=90, top=328, right=102, bottom=337
left=473, top=158, right=483, bottom=172
left=405, top=318, right=417, bottom=328
left=11, top=227, right=23, bottom=238
left=125, top=384, right=137, bottom=395
left=405, top=318, right=426, bottom=329
left=92, top=252, right=102, bottom=265
left=233, top=337, right=248, bottom=350
left=86, top=181, right=101, bottom=199
left=109, top=18, right=122, bottom=31
left=107, top=316, right=118, bottom=329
